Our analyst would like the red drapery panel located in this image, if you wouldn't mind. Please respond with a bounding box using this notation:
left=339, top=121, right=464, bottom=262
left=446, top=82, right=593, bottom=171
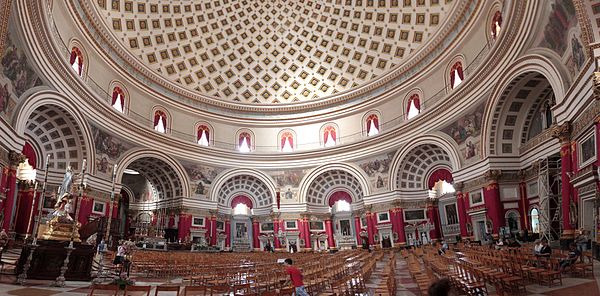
left=491, top=11, right=502, bottom=38
left=281, top=132, right=293, bottom=149
left=406, top=94, right=420, bottom=115
left=154, top=110, right=167, bottom=129
left=70, top=48, right=83, bottom=75
left=112, top=87, right=125, bottom=109
left=21, top=142, right=37, bottom=169
left=231, top=195, right=253, bottom=209
left=239, top=132, right=251, bottom=147
left=450, top=62, right=464, bottom=88
left=323, top=126, right=336, bottom=144
left=427, top=168, right=454, bottom=189
left=366, top=114, right=379, bottom=134
left=197, top=126, right=210, bottom=142
left=328, top=191, right=352, bottom=207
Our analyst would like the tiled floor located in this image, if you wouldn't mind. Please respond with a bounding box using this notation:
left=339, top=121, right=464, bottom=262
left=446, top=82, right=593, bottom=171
left=0, top=254, right=599, bottom=295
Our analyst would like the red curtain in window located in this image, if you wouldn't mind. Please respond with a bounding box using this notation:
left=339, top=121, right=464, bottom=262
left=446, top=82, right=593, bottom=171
left=154, top=110, right=167, bottom=130
left=112, top=87, right=125, bottom=110
left=323, top=126, right=336, bottom=144
left=491, top=11, right=503, bottom=38
left=406, top=94, right=420, bottom=115
left=328, top=191, right=352, bottom=207
left=281, top=132, right=293, bottom=149
left=21, top=142, right=37, bottom=169
left=70, top=48, right=83, bottom=75
left=239, top=132, right=251, bottom=147
left=366, top=115, right=379, bottom=134
left=455, top=62, right=464, bottom=80
left=197, top=126, right=210, bottom=142
left=231, top=195, right=254, bottom=209
left=427, top=168, right=454, bottom=189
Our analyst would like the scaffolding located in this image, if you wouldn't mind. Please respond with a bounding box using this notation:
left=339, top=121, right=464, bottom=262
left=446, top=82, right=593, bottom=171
left=537, top=156, right=562, bottom=244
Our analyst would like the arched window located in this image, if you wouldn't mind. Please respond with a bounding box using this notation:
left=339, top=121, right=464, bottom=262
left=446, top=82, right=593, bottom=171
left=238, top=132, right=252, bottom=152
left=366, top=114, right=380, bottom=136
left=450, top=61, right=464, bottom=89
left=69, top=47, right=84, bottom=76
left=530, top=208, right=540, bottom=234
left=406, top=94, right=421, bottom=120
left=197, top=125, right=210, bottom=146
left=333, top=200, right=351, bottom=213
left=111, top=87, right=125, bottom=113
left=233, top=203, right=251, bottom=215
left=491, top=11, right=503, bottom=39
left=153, top=110, right=167, bottom=133
left=323, top=125, right=337, bottom=147
left=280, top=131, right=294, bottom=152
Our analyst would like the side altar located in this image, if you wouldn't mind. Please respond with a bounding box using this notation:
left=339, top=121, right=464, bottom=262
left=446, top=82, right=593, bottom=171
left=16, top=241, right=94, bottom=281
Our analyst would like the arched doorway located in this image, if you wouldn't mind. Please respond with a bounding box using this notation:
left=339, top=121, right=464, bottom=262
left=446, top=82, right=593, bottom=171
left=230, top=195, right=253, bottom=252
left=327, top=191, right=356, bottom=250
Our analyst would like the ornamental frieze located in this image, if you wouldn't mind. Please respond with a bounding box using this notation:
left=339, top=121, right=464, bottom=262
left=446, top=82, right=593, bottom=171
left=571, top=99, right=600, bottom=139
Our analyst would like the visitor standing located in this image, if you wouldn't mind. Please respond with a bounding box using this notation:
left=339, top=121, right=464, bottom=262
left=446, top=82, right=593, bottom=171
left=284, top=258, right=310, bottom=296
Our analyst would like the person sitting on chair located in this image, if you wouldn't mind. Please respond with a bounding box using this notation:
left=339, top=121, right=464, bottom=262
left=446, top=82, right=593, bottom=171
left=537, top=239, right=551, bottom=257
left=559, top=243, right=581, bottom=272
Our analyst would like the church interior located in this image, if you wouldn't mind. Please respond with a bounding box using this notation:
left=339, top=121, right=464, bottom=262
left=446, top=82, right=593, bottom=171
left=0, top=0, right=599, bottom=295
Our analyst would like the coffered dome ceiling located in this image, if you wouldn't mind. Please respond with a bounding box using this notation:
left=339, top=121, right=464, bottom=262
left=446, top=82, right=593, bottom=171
left=93, top=0, right=455, bottom=104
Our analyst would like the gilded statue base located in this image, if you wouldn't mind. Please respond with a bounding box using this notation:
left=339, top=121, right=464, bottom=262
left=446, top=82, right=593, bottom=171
left=42, top=217, right=81, bottom=242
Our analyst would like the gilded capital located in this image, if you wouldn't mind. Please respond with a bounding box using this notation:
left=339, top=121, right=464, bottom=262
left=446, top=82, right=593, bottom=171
left=453, top=181, right=464, bottom=192
left=594, top=72, right=600, bottom=100
left=484, top=170, right=502, bottom=183
left=551, top=122, right=571, bottom=143
left=8, top=150, right=26, bottom=167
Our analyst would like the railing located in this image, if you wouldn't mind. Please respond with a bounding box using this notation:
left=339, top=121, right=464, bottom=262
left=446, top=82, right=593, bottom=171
left=441, top=224, right=461, bottom=237
left=44, top=1, right=494, bottom=153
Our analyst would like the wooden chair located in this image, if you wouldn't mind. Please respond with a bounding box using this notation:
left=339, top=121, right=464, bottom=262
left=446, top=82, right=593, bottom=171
left=183, top=285, right=206, bottom=296
left=539, top=259, right=562, bottom=287
left=155, top=285, right=180, bottom=296
left=124, top=285, right=152, bottom=296
left=88, top=284, right=119, bottom=296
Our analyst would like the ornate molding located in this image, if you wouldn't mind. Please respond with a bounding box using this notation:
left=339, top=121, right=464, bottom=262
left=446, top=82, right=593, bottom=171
left=7, top=150, right=25, bottom=167
left=0, top=0, right=12, bottom=58
left=551, top=122, right=571, bottom=143
left=463, top=176, right=487, bottom=192
left=453, top=181, right=464, bottom=193
left=594, top=72, right=600, bottom=100
left=484, top=169, right=502, bottom=183
left=571, top=99, right=600, bottom=138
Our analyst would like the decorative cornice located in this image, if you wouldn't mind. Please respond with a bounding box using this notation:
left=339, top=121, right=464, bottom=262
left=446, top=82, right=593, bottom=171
left=593, top=72, right=600, bottom=100
left=0, top=0, right=12, bottom=58
left=484, top=169, right=502, bottom=183
left=453, top=181, right=464, bottom=193
left=551, top=122, right=572, bottom=143
left=571, top=99, right=600, bottom=139
left=8, top=150, right=25, bottom=167
left=463, top=176, right=487, bottom=192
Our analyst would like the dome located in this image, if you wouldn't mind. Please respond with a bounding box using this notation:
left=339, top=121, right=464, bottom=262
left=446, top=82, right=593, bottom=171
left=92, top=0, right=455, bottom=105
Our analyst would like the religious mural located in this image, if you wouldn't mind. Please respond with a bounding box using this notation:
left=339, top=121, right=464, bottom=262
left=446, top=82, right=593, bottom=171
left=441, top=104, right=484, bottom=163
left=269, top=169, right=308, bottom=202
left=535, top=0, right=586, bottom=80
left=0, top=31, right=43, bottom=118
left=357, top=152, right=395, bottom=192
left=182, top=162, right=224, bottom=198
left=123, top=173, right=157, bottom=203
left=92, top=126, right=134, bottom=175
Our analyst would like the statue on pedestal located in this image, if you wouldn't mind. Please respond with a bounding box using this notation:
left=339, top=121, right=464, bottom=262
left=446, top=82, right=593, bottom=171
left=42, top=166, right=81, bottom=242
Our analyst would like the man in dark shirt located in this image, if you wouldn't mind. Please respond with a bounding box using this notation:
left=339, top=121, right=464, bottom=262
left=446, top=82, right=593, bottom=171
left=560, top=243, right=581, bottom=272
left=284, top=258, right=309, bottom=296
left=538, top=239, right=552, bottom=257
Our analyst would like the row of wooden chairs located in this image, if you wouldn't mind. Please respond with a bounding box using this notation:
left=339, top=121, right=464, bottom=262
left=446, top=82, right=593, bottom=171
left=89, top=284, right=297, bottom=296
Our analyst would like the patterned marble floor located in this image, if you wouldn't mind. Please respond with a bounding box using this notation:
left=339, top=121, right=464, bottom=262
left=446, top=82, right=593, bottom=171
left=0, top=253, right=598, bottom=295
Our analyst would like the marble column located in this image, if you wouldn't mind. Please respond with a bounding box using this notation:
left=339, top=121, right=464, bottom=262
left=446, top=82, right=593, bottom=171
left=224, top=219, right=231, bottom=248
left=14, top=184, right=34, bottom=235
left=483, top=170, right=504, bottom=235
left=518, top=172, right=529, bottom=231
left=3, top=151, right=23, bottom=232
left=353, top=215, right=362, bottom=245
left=366, top=211, right=376, bottom=246
left=303, top=216, right=312, bottom=250
left=252, top=219, right=260, bottom=250
left=324, top=217, right=335, bottom=249
left=426, top=201, right=440, bottom=240
left=210, top=215, right=217, bottom=246
left=273, top=217, right=280, bottom=249
left=454, top=182, right=468, bottom=238
left=177, top=214, right=191, bottom=241
left=392, top=207, right=406, bottom=245
left=552, top=122, right=575, bottom=237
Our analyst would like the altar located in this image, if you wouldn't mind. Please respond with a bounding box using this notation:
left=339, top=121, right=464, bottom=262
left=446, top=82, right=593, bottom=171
left=16, top=240, right=95, bottom=281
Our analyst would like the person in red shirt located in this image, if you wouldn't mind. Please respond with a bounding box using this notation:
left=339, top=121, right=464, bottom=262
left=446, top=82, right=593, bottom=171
left=284, top=258, right=310, bottom=296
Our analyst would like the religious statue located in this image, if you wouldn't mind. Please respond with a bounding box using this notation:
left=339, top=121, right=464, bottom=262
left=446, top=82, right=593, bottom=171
left=41, top=167, right=81, bottom=242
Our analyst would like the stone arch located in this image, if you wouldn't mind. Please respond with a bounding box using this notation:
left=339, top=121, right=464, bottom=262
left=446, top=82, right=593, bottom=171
left=481, top=54, right=567, bottom=157
left=12, top=89, right=95, bottom=172
left=389, top=134, right=461, bottom=191
left=298, top=163, right=370, bottom=205
left=209, top=169, right=277, bottom=209
left=115, top=148, right=190, bottom=198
